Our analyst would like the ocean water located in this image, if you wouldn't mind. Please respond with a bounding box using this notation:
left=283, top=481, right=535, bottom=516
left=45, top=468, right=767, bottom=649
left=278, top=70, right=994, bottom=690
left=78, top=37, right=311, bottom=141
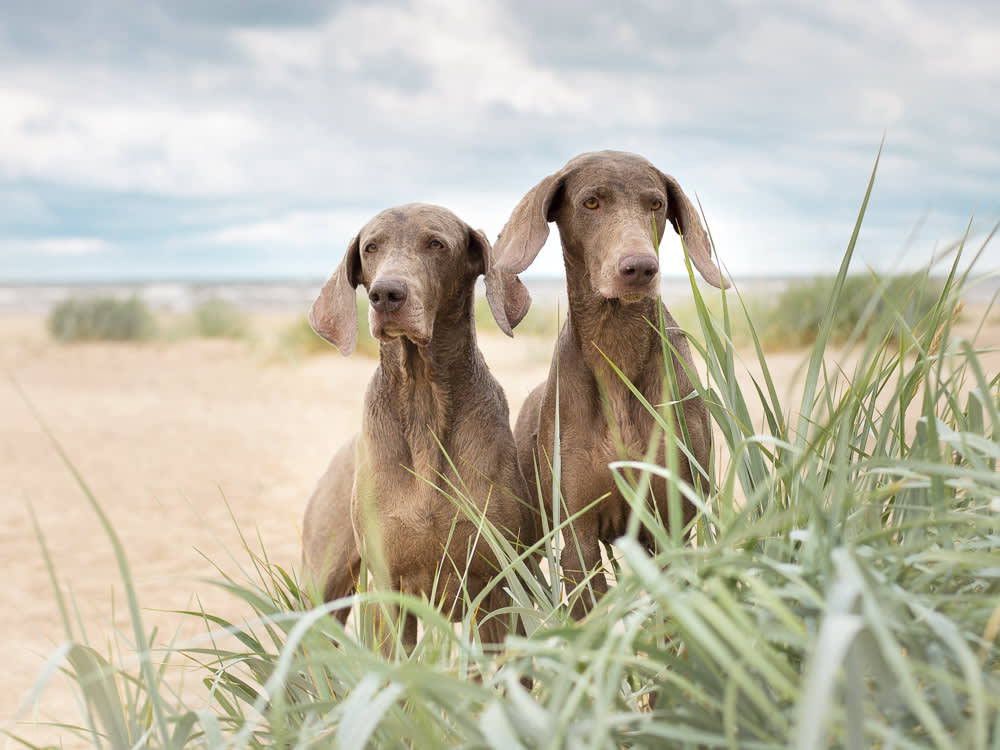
left=0, top=280, right=324, bottom=314
left=0, top=277, right=733, bottom=314
left=0, top=274, right=995, bottom=315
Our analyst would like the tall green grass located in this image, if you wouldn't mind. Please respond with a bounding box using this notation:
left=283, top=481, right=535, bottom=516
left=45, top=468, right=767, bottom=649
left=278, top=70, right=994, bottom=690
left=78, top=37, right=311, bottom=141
left=15, top=154, right=1000, bottom=749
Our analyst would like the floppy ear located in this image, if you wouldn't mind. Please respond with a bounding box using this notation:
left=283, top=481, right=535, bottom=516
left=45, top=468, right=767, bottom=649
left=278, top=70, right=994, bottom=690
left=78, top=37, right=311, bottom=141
left=308, top=235, right=363, bottom=355
left=492, top=170, right=566, bottom=275
left=470, top=227, right=532, bottom=337
left=659, top=171, right=729, bottom=289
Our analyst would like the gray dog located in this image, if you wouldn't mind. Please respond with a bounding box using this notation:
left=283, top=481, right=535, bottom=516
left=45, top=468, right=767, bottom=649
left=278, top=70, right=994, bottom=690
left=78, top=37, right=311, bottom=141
left=492, top=150, right=727, bottom=617
left=302, top=203, right=534, bottom=650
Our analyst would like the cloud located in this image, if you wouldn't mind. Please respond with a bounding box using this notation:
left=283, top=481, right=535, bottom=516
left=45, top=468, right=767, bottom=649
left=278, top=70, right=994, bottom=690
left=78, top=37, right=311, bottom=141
left=1, top=236, right=112, bottom=256
left=0, top=187, right=51, bottom=225
left=36, top=237, right=111, bottom=255
left=207, top=209, right=374, bottom=250
left=0, top=86, right=264, bottom=194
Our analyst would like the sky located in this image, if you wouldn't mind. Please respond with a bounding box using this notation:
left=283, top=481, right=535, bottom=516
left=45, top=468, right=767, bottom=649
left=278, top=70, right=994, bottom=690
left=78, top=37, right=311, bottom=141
left=0, top=0, right=998, bottom=282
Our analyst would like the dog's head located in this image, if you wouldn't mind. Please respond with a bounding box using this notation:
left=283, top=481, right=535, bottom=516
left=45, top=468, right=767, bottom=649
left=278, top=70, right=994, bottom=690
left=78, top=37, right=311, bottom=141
left=309, top=203, right=530, bottom=355
left=492, top=150, right=728, bottom=302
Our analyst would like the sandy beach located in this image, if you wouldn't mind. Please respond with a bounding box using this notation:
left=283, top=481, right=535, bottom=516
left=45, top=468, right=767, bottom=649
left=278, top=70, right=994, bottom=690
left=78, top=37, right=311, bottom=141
left=0, top=309, right=557, bottom=746
left=2, top=301, right=995, bottom=747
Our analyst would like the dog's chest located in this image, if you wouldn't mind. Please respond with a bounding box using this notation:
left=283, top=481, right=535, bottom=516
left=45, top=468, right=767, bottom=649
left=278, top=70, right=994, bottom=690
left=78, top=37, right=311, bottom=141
left=389, top=471, right=456, bottom=532
left=356, top=425, right=467, bottom=526
left=569, top=431, right=670, bottom=542
left=593, top=373, right=664, bottom=454
left=357, top=382, right=514, bottom=580
left=355, top=460, right=478, bottom=577
left=555, top=379, right=670, bottom=537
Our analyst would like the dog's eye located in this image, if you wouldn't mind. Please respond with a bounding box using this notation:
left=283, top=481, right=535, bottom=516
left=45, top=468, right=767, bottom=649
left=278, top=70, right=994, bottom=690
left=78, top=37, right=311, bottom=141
left=428, top=239, right=444, bottom=250
left=583, top=196, right=600, bottom=210
left=650, top=199, right=663, bottom=211
left=364, top=242, right=377, bottom=253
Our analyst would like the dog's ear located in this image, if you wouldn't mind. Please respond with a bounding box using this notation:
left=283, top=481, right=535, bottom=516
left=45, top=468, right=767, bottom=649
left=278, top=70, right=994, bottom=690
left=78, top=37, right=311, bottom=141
left=658, top=170, right=729, bottom=289
left=491, top=170, right=566, bottom=275
left=471, top=227, right=531, bottom=337
left=309, top=235, right=362, bottom=355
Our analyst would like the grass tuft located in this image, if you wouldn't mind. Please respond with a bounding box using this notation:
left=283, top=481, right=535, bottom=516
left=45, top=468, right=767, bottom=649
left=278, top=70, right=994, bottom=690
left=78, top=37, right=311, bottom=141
left=475, top=294, right=561, bottom=338
left=759, top=271, right=946, bottom=349
left=48, top=296, right=158, bottom=342
left=191, top=299, right=252, bottom=339
left=276, top=297, right=379, bottom=360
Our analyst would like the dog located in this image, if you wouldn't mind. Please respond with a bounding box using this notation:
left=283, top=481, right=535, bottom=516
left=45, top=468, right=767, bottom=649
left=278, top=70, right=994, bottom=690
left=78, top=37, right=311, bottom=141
left=492, top=150, right=727, bottom=616
left=301, top=203, right=534, bottom=649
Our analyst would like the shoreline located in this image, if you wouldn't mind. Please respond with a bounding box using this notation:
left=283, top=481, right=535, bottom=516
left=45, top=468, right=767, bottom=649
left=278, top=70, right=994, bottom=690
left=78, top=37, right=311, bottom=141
left=2, top=273, right=996, bottom=315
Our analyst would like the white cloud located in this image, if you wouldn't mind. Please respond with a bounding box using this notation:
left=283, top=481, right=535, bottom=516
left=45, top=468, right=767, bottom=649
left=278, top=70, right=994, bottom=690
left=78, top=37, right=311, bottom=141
left=233, top=0, right=592, bottom=124
left=2, top=236, right=112, bottom=256
left=207, top=209, right=374, bottom=249
left=0, top=82, right=264, bottom=193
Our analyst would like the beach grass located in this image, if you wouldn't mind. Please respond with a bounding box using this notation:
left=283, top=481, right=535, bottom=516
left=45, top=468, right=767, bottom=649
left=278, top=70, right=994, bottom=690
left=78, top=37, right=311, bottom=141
left=48, top=296, right=158, bottom=342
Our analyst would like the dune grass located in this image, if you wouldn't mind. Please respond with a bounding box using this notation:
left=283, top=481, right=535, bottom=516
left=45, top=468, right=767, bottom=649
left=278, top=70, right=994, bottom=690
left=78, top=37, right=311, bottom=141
left=275, top=297, right=380, bottom=361
left=475, top=294, right=562, bottom=339
left=275, top=313, right=340, bottom=359
left=757, top=271, right=947, bottom=349
left=191, top=299, right=252, bottom=340
left=48, top=296, right=159, bottom=342
left=47, top=296, right=254, bottom=343
left=669, top=271, right=949, bottom=352
left=14, top=153, right=1000, bottom=749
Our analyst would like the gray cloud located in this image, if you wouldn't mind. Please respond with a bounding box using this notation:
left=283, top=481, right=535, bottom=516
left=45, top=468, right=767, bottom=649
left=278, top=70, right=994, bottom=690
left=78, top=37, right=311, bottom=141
left=0, top=0, right=335, bottom=63
left=0, top=0, right=997, bottom=281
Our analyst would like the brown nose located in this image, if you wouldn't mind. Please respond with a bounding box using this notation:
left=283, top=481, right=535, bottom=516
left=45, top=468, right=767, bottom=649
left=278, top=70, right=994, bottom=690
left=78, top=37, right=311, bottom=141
left=369, top=278, right=408, bottom=313
left=618, top=254, right=658, bottom=286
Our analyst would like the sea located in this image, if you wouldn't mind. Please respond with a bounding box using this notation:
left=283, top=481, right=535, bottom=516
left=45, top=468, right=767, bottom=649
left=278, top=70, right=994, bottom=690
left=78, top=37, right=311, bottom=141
left=0, top=274, right=996, bottom=315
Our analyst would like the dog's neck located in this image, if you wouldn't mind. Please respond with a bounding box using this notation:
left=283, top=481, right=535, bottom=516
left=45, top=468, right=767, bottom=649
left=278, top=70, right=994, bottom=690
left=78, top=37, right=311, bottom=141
left=561, top=246, right=663, bottom=387
left=374, top=288, right=482, bottom=474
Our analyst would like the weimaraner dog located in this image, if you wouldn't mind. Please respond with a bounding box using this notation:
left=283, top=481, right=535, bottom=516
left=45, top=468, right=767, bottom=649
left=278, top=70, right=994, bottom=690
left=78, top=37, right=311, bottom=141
left=492, top=150, right=727, bottom=617
left=302, top=203, right=534, bottom=650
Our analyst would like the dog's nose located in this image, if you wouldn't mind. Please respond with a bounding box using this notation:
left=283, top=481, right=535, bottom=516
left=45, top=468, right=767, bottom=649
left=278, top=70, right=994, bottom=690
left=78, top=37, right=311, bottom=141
left=618, top=254, right=659, bottom=286
left=369, top=279, right=408, bottom=313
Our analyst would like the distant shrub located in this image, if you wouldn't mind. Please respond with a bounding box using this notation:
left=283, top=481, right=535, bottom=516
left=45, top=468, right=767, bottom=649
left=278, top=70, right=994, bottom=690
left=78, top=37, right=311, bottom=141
left=474, top=295, right=561, bottom=338
left=277, top=297, right=378, bottom=360
left=192, top=299, right=251, bottom=339
left=48, top=296, right=157, bottom=342
left=761, top=272, right=944, bottom=348
left=277, top=315, right=334, bottom=358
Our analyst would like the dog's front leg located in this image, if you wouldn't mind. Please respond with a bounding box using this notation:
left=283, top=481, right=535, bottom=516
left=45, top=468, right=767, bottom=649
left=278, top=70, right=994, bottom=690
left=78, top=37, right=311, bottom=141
left=559, top=514, right=606, bottom=619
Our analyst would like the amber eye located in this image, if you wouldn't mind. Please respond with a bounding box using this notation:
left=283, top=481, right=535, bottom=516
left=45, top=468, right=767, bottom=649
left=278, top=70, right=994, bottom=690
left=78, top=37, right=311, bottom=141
left=651, top=199, right=663, bottom=211
left=429, top=239, right=444, bottom=250
left=583, top=196, right=599, bottom=210
left=364, top=242, right=377, bottom=253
